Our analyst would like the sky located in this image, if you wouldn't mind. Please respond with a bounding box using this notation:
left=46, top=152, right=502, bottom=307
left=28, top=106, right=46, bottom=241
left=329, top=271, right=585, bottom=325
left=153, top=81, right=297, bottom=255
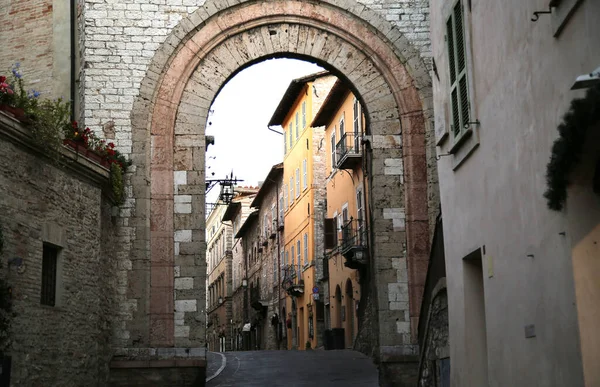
left=205, top=58, right=323, bottom=205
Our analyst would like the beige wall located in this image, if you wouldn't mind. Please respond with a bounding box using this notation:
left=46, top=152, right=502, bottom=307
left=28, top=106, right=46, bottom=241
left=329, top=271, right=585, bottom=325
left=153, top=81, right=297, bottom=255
left=567, top=126, right=600, bottom=386
left=431, top=0, right=599, bottom=385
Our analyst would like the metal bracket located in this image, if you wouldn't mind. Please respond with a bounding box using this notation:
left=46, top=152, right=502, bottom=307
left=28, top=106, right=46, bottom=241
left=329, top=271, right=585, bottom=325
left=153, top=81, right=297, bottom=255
left=435, top=153, right=453, bottom=161
left=531, top=8, right=552, bottom=22
left=464, top=119, right=481, bottom=129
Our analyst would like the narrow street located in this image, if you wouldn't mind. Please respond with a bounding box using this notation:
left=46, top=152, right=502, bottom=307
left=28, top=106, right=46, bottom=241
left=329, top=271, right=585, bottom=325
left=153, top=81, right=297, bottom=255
left=206, top=350, right=379, bottom=387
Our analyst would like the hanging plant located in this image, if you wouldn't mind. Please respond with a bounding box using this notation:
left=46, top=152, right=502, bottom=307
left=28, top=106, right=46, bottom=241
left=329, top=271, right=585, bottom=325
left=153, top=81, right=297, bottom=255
left=543, top=85, right=600, bottom=211
left=110, top=162, right=124, bottom=205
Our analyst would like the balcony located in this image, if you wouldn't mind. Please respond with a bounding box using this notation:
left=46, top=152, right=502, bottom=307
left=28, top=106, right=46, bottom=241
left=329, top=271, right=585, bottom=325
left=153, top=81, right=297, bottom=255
left=340, top=218, right=368, bottom=269
left=250, top=282, right=268, bottom=313
left=281, top=264, right=304, bottom=297
left=335, top=132, right=362, bottom=170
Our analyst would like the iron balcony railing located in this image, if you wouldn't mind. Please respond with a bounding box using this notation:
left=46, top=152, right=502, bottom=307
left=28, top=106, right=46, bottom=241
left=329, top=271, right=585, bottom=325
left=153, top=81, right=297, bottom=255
left=340, top=218, right=367, bottom=253
left=335, top=132, right=363, bottom=169
left=281, top=264, right=304, bottom=295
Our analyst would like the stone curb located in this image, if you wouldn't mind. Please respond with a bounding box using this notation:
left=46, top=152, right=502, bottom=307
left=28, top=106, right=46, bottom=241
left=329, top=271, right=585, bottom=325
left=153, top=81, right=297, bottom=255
left=206, top=352, right=226, bottom=382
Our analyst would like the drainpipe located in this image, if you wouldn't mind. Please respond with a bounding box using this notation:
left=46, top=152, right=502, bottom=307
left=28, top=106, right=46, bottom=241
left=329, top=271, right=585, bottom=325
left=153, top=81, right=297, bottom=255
left=70, top=0, right=76, bottom=121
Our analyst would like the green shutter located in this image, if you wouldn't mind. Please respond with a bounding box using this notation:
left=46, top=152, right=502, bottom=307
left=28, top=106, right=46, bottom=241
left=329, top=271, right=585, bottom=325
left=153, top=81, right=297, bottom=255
left=447, top=0, right=470, bottom=140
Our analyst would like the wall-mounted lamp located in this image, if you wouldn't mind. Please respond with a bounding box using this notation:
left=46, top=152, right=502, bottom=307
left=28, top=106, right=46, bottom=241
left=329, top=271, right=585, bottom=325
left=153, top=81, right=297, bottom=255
left=571, top=66, right=600, bottom=90
left=218, top=296, right=223, bottom=304
left=242, top=278, right=248, bottom=288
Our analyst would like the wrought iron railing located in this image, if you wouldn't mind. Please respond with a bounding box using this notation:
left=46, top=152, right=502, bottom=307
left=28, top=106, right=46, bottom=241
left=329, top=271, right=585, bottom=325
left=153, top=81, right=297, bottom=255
left=340, top=218, right=367, bottom=252
left=335, top=132, right=362, bottom=166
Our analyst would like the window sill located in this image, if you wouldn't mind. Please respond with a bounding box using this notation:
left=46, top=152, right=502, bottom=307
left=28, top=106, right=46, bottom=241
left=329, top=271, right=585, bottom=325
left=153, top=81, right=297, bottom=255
left=448, top=128, right=473, bottom=155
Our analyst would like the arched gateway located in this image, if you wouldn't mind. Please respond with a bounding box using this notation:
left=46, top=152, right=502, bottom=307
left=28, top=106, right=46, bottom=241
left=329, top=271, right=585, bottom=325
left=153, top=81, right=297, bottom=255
left=118, top=0, right=432, bottom=385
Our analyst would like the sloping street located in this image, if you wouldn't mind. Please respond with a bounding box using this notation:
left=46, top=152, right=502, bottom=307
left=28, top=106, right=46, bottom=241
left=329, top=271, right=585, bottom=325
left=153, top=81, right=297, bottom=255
left=207, top=350, right=379, bottom=387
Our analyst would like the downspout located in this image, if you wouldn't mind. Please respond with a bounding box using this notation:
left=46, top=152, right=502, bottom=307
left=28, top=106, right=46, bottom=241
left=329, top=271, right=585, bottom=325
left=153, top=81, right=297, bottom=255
left=276, top=178, right=282, bottom=349
left=70, top=0, right=76, bottom=121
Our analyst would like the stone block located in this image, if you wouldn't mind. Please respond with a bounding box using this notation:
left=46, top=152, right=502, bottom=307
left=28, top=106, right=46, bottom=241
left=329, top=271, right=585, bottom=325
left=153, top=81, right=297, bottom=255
left=175, top=300, right=197, bottom=312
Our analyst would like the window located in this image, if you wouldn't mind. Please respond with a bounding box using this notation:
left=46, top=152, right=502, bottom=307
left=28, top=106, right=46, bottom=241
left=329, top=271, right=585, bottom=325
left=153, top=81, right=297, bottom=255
left=339, top=115, right=345, bottom=139
left=297, top=240, right=301, bottom=265
left=446, top=1, right=470, bottom=142
left=271, top=204, right=276, bottom=228
left=330, top=131, right=337, bottom=169
left=264, top=214, right=269, bottom=237
left=290, top=177, right=294, bottom=204
left=284, top=184, right=288, bottom=210
left=273, top=250, right=278, bottom=283
left=41, top=243, right=59, bottom=306
left=356, top=188, right=365, bottom=243
left=281, top=250, right=285, bottom=267
left=302, top=159, right=307, bottom=190
left=284, top=129, right=287, bottom=154
left=353, top=98, right=361, bottom=150
left=289, top=123, right=293, bottom=148
left=303, top=233, right=308, bottom=265
left=295, top=112, right=299, bottom=139
left=291, top=245, right=295, bottom=266
left=302, top=101, right=306, bottom=129
left=295, top=168, right=300, bottom=198
left=286, top=250, right=289, bottom=266
left=279, top=196, right=284, bottom=223
left=342, top=203, right=349, bottom=226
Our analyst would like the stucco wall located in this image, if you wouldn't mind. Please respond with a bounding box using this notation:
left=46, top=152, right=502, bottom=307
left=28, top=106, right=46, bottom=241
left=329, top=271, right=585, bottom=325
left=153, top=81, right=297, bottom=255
left=0, top=115, right=117, bottom=386
left=431, top=0, right=599, bottom=385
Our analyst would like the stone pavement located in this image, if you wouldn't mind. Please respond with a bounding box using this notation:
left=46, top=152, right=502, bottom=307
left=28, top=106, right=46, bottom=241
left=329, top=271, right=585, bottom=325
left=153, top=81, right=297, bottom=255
left=207, top=350, right=378, bottom=387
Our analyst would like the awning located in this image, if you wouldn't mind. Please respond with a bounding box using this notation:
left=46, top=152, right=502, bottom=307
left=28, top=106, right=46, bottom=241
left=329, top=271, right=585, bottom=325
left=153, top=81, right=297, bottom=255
left=242, top=323, right=251, bottom=332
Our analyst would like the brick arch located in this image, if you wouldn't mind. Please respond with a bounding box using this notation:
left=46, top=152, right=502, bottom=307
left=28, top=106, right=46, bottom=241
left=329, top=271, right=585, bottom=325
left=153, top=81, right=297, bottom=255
left=130, top=0, right=431, bottom=362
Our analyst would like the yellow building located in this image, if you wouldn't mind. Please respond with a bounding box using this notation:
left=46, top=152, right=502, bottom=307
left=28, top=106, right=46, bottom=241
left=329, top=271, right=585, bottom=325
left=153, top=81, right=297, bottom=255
left=268, top=71, right=336, bottom=350
left=312, top=79, right=367, bottom=349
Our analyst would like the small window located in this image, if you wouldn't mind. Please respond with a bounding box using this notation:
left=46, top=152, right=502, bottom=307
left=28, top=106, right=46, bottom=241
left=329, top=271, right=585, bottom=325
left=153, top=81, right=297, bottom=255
left=289, top=123, right=293, bottom=148
left=353, top=98, right=361, bottom=135
left=446, top=0, right=471, bottom=144
left=330, top=131, right=337, bottom=169
left=291, top=245, right=295, bottom=266
left=284, top=129, right=287, bottom=154
left=295, top=168, right=300, bottom=198
left=295, top=112, right=300, bottom=139
left=273, top=250, right=278, bottom=283
left=290, top=177, right=294, bottom=204
left=284, top=184, right=288, bottom=210
left=303, top=233, right=308, bottom=265
left=302, top=159, right=308, bottom=190
left=41, top=243, right=60, bottom=306
left=302, top=101, right=306, bottom=129
left=297, top=240, right=301, bottom=265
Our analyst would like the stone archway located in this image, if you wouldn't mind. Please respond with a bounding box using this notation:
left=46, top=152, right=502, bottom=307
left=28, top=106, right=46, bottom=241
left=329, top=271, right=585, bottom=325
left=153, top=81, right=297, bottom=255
left=124, top=0, right=431, bottom=384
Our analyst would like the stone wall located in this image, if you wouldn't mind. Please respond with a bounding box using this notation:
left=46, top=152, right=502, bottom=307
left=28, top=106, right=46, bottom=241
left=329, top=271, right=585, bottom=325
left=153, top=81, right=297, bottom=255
left=418, top=290, right=449, bottom=387
left=0, top=114, right=118, bottom=386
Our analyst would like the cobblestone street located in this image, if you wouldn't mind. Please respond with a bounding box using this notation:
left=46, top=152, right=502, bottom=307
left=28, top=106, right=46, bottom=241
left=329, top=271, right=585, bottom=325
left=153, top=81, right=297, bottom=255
left=206, top=350, right=378, bottom=387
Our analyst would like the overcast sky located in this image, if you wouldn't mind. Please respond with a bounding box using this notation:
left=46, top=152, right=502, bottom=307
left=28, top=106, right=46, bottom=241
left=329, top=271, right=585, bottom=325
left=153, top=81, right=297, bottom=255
left=205, top=58, right=323, bottom=205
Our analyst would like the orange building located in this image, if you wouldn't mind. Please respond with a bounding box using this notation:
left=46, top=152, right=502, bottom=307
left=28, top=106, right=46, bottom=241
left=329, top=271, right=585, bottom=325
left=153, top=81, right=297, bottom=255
left=312, top=79, right=367, bottom=349
left=268, top=71, right=336, bottom=350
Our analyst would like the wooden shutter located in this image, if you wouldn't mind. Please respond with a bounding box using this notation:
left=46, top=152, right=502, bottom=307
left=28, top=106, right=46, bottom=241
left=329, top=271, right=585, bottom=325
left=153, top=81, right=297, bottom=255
left=324, top=218, right=337, bottom=249
left=447, top=1, right=470, bottom=139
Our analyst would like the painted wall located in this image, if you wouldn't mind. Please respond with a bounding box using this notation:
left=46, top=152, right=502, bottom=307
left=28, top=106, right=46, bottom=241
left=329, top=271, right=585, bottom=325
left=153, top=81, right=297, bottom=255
left=567, top=125, right=600, bottom=386
left=324, top=91, right=365, bottom=347
left=431, top=0, right=599, bottom=385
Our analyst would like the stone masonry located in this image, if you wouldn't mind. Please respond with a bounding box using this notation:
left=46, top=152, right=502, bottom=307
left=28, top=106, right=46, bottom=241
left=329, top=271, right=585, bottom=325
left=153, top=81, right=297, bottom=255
left=0, top=114, right=118, bottom=385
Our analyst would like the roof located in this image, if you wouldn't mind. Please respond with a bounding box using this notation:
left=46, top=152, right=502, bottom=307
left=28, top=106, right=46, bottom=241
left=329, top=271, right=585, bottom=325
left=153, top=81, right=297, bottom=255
left=268, top=71, right=330, bottom=126
left=250, top=163, right=283, bottom=208
left=311, top=79, right=350, bottom=127
left=234, top=210, right=259, bottom=239
left=221, top=201, right=241, bottom=222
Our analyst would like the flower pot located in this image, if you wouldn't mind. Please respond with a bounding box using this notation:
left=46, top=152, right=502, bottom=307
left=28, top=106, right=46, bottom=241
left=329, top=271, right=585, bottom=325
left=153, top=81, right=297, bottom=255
left=0, top=105, right=25, bottom=121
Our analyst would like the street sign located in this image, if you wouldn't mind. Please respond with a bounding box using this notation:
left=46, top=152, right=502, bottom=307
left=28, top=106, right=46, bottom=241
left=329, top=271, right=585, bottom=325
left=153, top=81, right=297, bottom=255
left=312, top=293, right=320, bottom=301
left=312, top=286, right=319, bottom=294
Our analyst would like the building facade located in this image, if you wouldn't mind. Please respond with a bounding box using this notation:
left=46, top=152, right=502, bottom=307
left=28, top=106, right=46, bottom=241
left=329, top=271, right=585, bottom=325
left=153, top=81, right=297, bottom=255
left=221, top=187, right=258, bottom=351
left=248, top=164, right=285, bottom=350
left=269, top=72, right=336, bottom=350
left=312, top=80, right=367, bottom=349
left=431, top=0, right=599, bottom=385
left=206, top=203, right=232, bottom=352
